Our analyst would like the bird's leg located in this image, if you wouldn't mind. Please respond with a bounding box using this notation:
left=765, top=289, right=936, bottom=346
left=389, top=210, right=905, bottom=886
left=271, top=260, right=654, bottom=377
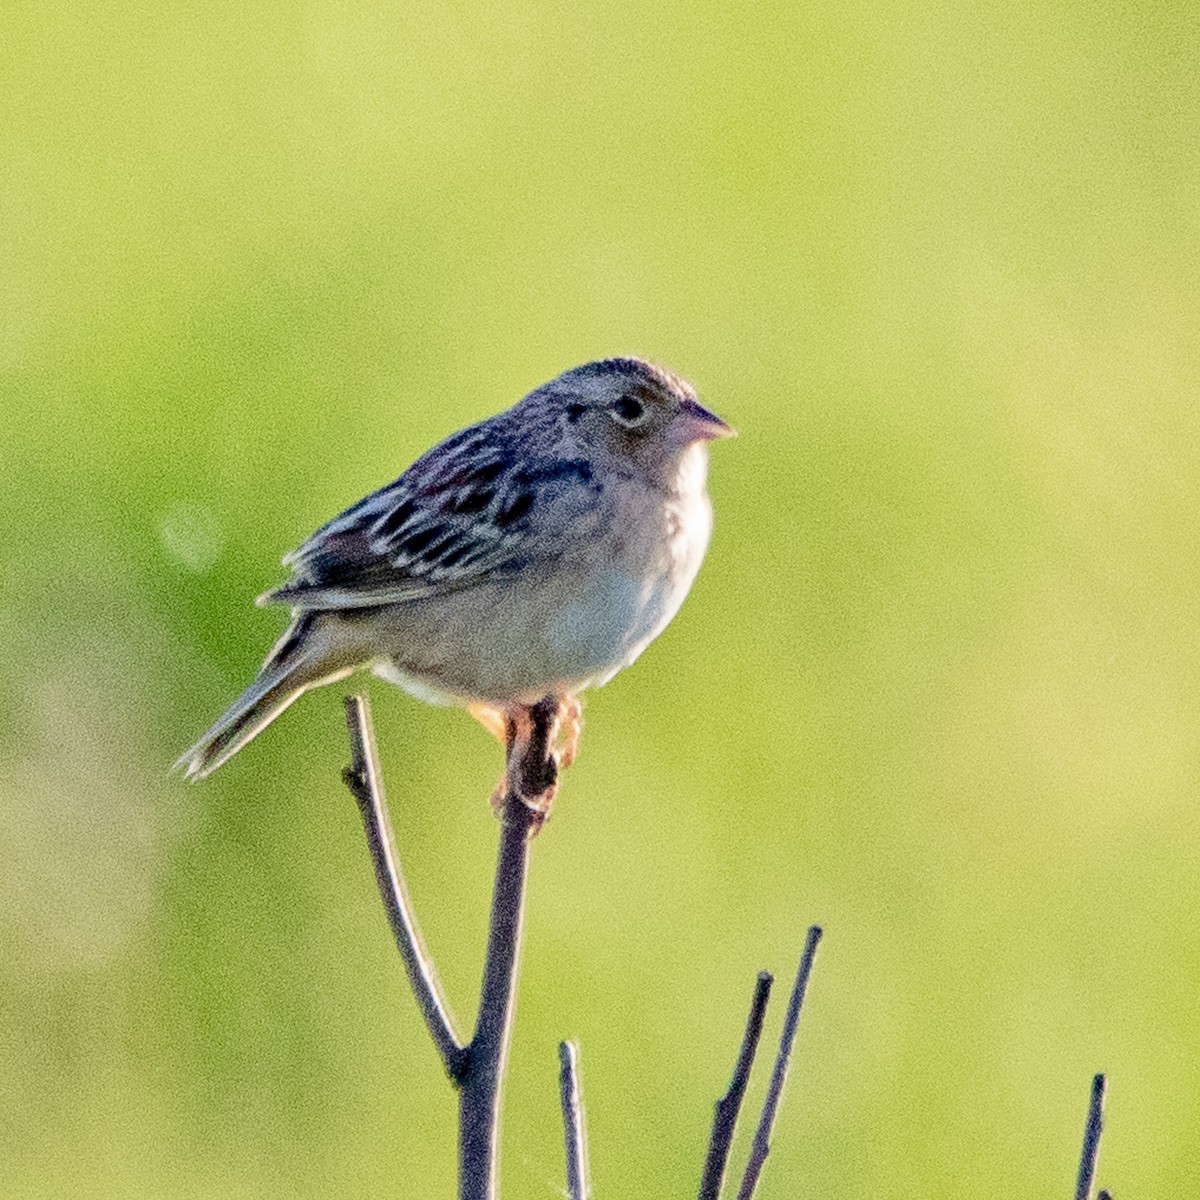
left=484, top=698, right=571, bottom=825
left=469, top=703, right=515, bottom=816
left=472, top=696, right=580, bottom=769
left=486, top=704, right=522, bottom=816
left=491, top=699, right=559, bottom=829
left=555, top=695, right=582, bottom=771
left=468, top=702, right=508, bottom=744
left=487, top=704, right=548, bottom=819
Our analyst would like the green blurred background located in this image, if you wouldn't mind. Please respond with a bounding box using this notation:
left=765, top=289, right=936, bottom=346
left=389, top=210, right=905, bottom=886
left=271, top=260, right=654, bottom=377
left=3, top=1, right=1199, bottom=1196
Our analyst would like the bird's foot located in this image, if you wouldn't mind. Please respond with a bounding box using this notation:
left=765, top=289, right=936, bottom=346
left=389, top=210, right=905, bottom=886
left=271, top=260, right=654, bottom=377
left=485, top=698, right=561, bottom=831
left=483, top=695, right=580, bottom=830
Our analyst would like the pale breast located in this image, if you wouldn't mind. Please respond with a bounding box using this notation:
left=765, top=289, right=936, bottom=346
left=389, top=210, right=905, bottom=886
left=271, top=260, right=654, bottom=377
left=372, top=447, right=714, bottom=704
left=542, top=463, right=713, bottom=690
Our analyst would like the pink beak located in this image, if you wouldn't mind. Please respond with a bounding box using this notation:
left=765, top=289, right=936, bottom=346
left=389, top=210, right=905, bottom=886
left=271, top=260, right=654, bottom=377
left=675, top=397, right=736, bottom=444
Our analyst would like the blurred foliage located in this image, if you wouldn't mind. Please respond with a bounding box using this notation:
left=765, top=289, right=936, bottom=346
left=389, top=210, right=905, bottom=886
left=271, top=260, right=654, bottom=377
left=3, top=1, right=1200, bottom=1196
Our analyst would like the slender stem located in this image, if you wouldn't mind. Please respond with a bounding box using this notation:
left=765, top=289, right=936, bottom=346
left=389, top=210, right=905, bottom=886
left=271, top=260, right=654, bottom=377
left=736, top=925, right=823, bottom=1200
left=1075, top=1074, right=1107, bottom=1200
left=457, top=796, right=534, bottom=1198
left=342, top=694, right=465, bottom=1077
left=458, top=696, right=559, bottom=1200
left=697, top=972, right=774, bottom=1200
left=559, top=1041, right=590, bottom=1200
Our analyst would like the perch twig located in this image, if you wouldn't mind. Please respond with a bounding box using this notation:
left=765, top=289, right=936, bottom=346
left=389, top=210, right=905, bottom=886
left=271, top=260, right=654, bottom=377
left=343, top=693, right=558, bottom=1200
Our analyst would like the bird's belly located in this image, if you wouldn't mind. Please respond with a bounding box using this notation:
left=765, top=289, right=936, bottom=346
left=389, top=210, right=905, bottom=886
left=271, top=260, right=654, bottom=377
left=540, top=564, right=683, bottom=688
left=373, top=491, right=710, bottom=705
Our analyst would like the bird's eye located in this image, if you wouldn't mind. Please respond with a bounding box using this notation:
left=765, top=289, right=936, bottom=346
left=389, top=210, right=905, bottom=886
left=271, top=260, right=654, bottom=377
left=611, top=395, right=647, bottom=427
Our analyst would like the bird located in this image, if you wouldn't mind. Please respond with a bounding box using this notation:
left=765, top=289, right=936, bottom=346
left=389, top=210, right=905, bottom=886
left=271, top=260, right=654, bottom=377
left=178, top=356, right=733, bottom=783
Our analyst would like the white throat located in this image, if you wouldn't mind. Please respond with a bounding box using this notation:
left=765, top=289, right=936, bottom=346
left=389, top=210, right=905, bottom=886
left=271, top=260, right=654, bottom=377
left=673, top=441, right=711, bottom=498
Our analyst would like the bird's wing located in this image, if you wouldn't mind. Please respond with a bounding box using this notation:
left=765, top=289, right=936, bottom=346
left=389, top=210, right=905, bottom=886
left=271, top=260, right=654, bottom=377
left=260, top=425, right=603, bottom=611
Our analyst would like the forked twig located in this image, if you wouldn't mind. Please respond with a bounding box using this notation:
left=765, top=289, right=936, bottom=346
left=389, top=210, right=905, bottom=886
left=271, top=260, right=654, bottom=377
left=343, top=693, right=555, bottom=1200
left=697, top=972, right=774, bottom=1200
left=559, top=1041, right=591, bottom=1200
left=736, top=924, right=823, bottom=1200
left=1075, top=1073, right=1107, bottom=1200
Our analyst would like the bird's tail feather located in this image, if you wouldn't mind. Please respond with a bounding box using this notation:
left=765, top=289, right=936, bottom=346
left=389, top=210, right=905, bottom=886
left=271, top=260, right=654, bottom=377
left=177, top=617, right=354, bottom=780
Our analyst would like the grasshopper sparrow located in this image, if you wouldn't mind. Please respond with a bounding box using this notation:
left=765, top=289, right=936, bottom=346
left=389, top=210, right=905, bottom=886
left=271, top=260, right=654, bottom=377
left=179, top=357, right=732, bottom=780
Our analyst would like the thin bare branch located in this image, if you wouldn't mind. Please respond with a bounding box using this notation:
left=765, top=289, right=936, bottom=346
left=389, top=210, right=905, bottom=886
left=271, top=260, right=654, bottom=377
left=342, top=694, right=465, bottom=1077
left=458, top=695, right=559, bottom=1200
left=559, top=1040, right=591, bottom=1200
left=1075, top=1074, right=1107, bottom=1200
left=697, top=971, right=774, bottom=1200
left=736, top=924, right=823, bottom=1200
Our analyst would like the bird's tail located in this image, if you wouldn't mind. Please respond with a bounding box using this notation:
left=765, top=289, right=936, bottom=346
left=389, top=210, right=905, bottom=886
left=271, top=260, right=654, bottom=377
left=177, top=615, right=355, bottom=780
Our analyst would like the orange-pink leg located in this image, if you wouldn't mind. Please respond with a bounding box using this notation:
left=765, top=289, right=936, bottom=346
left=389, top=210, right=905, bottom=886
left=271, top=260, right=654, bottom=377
left=468, top=702, right=508, bottom=744
left=556, top=695, right=582, bottom=770
left=471, top=695, right=582, bottom=821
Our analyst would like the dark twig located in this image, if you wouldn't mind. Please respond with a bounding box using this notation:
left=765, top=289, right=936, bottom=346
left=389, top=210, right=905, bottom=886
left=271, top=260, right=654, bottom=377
left=1075, top=1074, right=1107, bottom=1200
left=456, top=786, right=536, bottom=1197
left=342, top=694, right=465, bottom=1077
left=736, top=925, right=823, bottom=1200
left=559, top=1041, right=590, bottom=1200
left=697, top=972, right=774, bottom=1200
left=458, top=695, right=558, bottom=1200
left=344, top=693, right=559, bottom=1200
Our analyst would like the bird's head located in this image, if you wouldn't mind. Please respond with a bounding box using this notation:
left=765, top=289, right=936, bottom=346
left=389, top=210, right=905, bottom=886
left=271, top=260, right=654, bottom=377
left=522, top=357, right=733, bottom=489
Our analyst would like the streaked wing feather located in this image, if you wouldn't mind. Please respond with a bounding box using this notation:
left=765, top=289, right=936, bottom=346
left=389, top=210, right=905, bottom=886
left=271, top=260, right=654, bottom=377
left=263, top=420, right=601, bottom=611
